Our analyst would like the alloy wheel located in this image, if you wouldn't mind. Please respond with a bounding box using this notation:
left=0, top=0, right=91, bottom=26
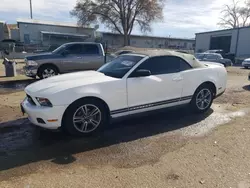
left=196, top=88, right=212, bottom=110
left=42, top=68, right=56, bottom=78
left=72, top=104, right=102, bottom=133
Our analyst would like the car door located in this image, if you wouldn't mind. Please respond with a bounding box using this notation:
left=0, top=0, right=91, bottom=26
left=75, top=44, right=105, bottom=71
left=126, top=56, right=184, bottom=114
left=62, top=44, right=85, bottom=72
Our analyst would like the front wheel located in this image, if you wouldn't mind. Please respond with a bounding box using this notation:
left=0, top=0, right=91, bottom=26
left=62, top=99, right=108, bottom=136
left=190, top=85, right=214, bottom=113
left=38, top=65, right=58, bottom=79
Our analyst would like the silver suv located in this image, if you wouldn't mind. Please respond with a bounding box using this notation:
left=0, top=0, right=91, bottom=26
left=24, top=42, right=106, bottom=79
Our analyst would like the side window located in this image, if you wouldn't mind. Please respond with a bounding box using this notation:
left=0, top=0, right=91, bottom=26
left=179, top=58, right=192, bottom=71
left=137, top=56, right=180, bottom=75
left=82, top=44, right=100, bottom=55
left=206, top=54, right=216, bottom=60
left=216, top=54, right=223, bottom=59
left=66, top=44, right=83, bottom=54
left=136, top=56, right=191, bottom=75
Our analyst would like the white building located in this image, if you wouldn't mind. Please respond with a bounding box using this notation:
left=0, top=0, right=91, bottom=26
left=196, top=26, right=250, bottom=58
left=11, top=19, right=195, bottom=50
left=16, top=19, right=95, bottom=45
left=101, top=32, right=195, bottom=50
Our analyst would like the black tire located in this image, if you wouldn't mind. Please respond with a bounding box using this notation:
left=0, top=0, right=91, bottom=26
left=190, top=84, right=214, bottom=113
left=62, top=98, right=109, bottom=136
left=244, top=66, right=248, bottom=69
left=38, top=65, right=58, bottom=79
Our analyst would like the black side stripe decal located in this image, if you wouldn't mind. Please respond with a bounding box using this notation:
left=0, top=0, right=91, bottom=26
left=181, top=96, right=193, bottom=100
left=110, top=95, right=193, bottom=115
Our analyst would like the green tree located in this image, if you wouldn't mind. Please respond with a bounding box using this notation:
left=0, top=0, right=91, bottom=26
left=71, top=0, right=164, bottom=46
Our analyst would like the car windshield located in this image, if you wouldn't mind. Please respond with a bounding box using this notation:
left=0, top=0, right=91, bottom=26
left=98, top=55, right=144, bottom=78
left=52, top=44, right=67, bottom=54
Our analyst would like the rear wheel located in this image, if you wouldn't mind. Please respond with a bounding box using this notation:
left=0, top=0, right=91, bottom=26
left=244, top=66, right=249, bottom=69
left=38, top=65, right=58, bottom=79
left=190, top=85, right=214, bottom=113
left=62, top=99, right=108, bottom=136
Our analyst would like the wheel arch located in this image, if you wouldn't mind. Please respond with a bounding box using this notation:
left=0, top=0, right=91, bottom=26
left=37, top=63, right=60, bottom=75
left=195, top=81, right=217, bottom=97
left=62, top=96, right=111, bottom=125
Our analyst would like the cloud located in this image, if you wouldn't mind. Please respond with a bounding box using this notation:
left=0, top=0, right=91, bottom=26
left=0, top=0, right=75, bottom=12
left=0, top=0, right=244, bottom=38
left=148, top=0, right=235, bottom=37
left=0, top=0, right=76, bottom=22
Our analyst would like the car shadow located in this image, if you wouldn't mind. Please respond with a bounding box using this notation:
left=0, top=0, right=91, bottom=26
left=0, top=79, right=35, bottom=88
left=0, top=106, right=213, bottom=171
left=243, top=85, right=250, bottom=91
left=0, top=79, right=35, bottom=94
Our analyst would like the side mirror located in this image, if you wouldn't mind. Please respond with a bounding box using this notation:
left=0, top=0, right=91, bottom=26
left=132, top=69, right=151, bottom=77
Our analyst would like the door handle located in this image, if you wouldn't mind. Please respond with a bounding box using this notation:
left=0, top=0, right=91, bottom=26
left=172, top=76, right=183, bottom=81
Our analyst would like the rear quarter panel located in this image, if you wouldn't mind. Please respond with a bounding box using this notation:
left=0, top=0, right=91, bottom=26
left=82, top=55, right=105, bottom=70
left=181, top=65, right=227, bottom=98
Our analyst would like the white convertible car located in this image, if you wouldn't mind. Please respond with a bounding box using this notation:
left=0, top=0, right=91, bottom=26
left=21, top=51, right=227, bottom=136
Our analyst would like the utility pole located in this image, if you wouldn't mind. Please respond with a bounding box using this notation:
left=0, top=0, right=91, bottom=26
left=29, top=0, right=33, bottom=19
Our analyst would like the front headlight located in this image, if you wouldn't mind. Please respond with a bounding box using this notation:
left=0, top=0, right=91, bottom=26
left=27, top=60, right=38, bottom=66
left=36, top=97, right=53, bottom=107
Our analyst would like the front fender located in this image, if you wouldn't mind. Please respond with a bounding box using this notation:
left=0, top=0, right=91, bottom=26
left=49, top=79, right=127, bottom=112
left=50, top=86, right=104, bottom=106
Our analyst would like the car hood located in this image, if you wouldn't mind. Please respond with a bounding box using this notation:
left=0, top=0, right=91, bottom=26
left=25, top=71, right=118, bottom=96
left=244, top=58, right=250, bottom=61
left=25, top=52, right=57, bottom=60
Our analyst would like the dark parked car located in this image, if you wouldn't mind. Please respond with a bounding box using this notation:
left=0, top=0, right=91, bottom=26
left=195, top=53, right=232, bottom=67
left=205, top=49, right=235, bottom=63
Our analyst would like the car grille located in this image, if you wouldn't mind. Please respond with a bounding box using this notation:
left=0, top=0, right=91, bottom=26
left=27, top=94, right=36, bottom=105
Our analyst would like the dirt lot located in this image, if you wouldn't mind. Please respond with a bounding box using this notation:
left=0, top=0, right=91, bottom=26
left=0, top=59, right=30, bottom=82
left=0, top=65, right=250, bottom=188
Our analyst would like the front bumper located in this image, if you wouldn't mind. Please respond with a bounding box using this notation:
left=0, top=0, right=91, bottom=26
left=23, top=66, right=38, bottom=77
left=21, top=97, right=67, bottom=130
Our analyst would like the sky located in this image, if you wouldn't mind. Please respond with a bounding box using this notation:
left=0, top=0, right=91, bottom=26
left=0, top=0, right=239, bottom=39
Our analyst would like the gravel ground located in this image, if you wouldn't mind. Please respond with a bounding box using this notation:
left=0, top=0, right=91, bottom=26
left=0, top=66, right=250, bottom=188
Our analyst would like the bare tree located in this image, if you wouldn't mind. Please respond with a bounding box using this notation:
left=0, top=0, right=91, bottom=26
left=71, top=0, right=164, bottom=46
left=218, top=0, right=250, bottom=28
left=239, top=1, right=250, bottom=27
